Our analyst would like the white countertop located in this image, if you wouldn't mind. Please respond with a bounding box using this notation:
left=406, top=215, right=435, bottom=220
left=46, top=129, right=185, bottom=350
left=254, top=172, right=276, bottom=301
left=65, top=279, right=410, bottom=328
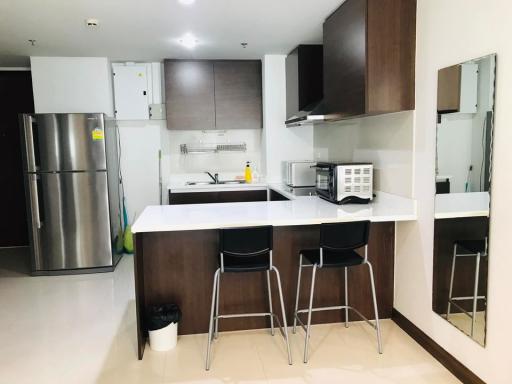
left=434, top=192, right=490, bottom=219
left=132, top=191, right=417, bottom=233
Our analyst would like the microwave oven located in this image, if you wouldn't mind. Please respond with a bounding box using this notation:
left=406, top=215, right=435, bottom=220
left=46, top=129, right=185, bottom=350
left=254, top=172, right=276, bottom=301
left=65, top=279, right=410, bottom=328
left=315, top=162, right=373, bottom=204
left=283, top=161, right=316, bottom=187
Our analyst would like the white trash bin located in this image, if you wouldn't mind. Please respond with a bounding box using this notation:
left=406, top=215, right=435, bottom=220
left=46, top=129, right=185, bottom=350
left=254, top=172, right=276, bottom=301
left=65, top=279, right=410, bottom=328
left=149, top=322, right=178, bottom=352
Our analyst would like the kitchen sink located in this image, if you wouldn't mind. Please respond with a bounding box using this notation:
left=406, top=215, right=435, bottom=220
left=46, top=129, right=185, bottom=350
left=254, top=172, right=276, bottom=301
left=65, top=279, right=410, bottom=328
left=218, top=180, right=246, bottom=184
left=185, top=181, right=217, bottom=186
left=185, top=180, right=246, bottom=186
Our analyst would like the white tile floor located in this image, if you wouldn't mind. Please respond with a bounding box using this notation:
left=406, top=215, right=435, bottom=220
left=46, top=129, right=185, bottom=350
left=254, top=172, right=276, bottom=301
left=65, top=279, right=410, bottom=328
left=0, top=248, right=460, bottom=384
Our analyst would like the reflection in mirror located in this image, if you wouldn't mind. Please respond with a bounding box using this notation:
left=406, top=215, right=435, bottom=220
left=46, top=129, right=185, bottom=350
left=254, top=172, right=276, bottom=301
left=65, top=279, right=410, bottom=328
left=433, top=54, right=496, bottom=346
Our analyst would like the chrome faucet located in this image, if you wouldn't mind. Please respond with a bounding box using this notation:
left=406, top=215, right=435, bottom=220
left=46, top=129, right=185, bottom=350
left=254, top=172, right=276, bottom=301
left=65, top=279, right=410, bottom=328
left=205, top=171, right=219, bottom=184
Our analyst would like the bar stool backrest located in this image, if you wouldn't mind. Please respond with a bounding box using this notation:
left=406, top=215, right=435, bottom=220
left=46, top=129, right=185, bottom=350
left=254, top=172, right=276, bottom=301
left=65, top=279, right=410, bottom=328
left=219, top=226, right=273, bottom=270
left=320, top=221, right=371, bottom=251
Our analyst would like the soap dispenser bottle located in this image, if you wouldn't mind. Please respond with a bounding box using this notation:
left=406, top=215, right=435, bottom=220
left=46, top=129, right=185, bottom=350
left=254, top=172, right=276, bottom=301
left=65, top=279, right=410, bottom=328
left=244, top=161, right=253, bottom=183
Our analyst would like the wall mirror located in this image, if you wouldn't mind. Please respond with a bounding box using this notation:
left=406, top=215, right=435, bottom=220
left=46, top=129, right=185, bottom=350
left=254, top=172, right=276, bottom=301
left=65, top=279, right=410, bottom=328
left=432, top=54, right=496, bottom=346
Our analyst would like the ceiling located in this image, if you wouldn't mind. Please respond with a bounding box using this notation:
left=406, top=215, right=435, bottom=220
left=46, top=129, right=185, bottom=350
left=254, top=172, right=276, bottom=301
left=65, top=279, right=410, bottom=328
left=0, top=0, right=342, bottom=66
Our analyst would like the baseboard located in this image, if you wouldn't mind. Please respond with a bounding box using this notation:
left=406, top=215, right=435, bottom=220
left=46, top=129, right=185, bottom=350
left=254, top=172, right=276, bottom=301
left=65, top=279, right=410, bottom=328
left=391, top=308, right=485, bottom=384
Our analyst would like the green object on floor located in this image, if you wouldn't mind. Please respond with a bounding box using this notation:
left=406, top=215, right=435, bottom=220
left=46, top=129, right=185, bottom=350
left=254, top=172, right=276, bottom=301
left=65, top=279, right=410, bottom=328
left=123, top=224, right=134, bottom=254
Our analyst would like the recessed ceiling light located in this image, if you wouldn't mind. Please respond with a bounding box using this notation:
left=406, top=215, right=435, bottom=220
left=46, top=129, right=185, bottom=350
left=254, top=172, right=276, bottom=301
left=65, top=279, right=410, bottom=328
left=178, top=0, right=195, bottom=5
left=179, top=33, right=198, bottom=49
left=85, top=18, right=100, bottom=27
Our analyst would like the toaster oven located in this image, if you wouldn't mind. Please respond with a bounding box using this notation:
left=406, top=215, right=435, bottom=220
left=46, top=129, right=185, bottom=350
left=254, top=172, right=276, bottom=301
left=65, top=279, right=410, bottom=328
left=315, top=162, right=373, bottom=204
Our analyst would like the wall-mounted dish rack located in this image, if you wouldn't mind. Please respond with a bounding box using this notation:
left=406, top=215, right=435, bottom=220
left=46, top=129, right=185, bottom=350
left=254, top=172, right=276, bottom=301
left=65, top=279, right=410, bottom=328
left=180, top=142, right=247, bottom=154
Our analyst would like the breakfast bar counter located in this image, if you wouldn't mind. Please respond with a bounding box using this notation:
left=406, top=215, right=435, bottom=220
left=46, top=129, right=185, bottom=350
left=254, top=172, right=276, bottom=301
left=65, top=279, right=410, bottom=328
left=132, top=190, right=416, bottom=359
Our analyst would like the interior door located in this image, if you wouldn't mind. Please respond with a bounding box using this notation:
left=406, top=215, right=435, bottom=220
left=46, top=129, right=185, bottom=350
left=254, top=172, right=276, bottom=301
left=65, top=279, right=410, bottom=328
left=0, top=71, right=34, bottom=247
left=33, top=171, right=112, bottom=270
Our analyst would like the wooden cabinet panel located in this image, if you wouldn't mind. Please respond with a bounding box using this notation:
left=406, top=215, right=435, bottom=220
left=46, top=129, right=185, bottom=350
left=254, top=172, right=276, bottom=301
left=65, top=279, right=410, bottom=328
left=323, top=0, right=367, bottom=118
left=323, top=0, right=416, bottom=119
left=437, top=65, right=461, bottom=113
left=164, top=60, right=215, bottom=130
left=366, top=0, right=416, bottom=114
left=214, top=60, right=262, bottom=130
left=169, top=190, right=268, bottom=205
left=165, top=60, right=262, bottom=130
left=286, top=45, right=323, bottom=120
left=135, top=222, right=395, bottom=341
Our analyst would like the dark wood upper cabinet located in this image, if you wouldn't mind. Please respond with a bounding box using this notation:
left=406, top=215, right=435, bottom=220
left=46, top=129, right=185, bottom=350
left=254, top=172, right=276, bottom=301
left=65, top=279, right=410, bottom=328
left=323, top=0, right=416, bottom=120
left=164, top=60, right=215, bottom=130
left=286, top=45, right=323, bottom=120
left=164, top=59, right=262, bottom=130
left=437, top=65, right=461, bottom=113
left=214, top=61, right=262, bottom=130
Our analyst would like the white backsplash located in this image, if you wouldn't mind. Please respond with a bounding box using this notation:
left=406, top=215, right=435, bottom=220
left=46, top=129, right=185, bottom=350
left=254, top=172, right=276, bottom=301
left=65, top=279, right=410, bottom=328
left=313, top=111, right=414, bottom=197
left=163, top=128, right=262, bottom=178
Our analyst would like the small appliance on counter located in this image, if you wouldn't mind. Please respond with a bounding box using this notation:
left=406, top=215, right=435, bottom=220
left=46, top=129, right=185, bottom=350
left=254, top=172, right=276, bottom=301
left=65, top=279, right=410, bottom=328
left=315, top=162, right=373, bottom=205
left=284, top=160, right=316, bottom=187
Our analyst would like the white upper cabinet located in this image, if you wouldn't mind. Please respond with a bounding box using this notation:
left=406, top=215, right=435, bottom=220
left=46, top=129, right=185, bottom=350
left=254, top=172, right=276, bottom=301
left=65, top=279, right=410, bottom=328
left=112, top=64, right=149, bottom=120
left=30, top=56, right=114, bottom=116
left=112, top=62, right=165, bottom=121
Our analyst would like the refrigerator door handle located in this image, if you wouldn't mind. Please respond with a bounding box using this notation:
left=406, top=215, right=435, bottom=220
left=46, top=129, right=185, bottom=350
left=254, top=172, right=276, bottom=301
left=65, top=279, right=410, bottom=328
left=31, top=174, right=42, bottom=229
left=23, top=114, right=37, bottom=172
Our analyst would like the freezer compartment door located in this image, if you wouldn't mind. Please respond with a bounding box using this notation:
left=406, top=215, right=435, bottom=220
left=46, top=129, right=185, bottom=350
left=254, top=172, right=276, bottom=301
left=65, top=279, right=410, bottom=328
left=29, top=171, right=113, bottom=271
left=27, top=113, right=107, bottom=172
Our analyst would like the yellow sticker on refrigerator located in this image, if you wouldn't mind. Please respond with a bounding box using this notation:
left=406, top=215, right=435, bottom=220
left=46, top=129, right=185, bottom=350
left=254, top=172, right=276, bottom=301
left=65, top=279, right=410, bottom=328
left=92, top=128, right=104, bottom=141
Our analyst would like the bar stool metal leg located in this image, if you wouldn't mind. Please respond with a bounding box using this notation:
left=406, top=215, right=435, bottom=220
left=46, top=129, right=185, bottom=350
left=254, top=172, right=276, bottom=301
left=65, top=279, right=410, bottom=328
left=272, top=266, right=292, bottom=365
left=471, top=252, right=481, bottom=337
left=266, top=270, right=275, bottom=336
left=206, top=268, right=220, bottom=370
left=293, top=254, right=303, bottom=334
left=344, top=267, right=349, bottom=328
left=367, top=261, right=382, bottom=354
left=447, top=244, right=457, bottom=320
left=304, top=264, right=318, bottom=363
left=214, top=272, right=220, bottom=339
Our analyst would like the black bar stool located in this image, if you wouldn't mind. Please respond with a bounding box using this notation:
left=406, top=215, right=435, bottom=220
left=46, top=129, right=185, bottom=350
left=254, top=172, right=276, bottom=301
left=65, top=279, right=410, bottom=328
left=293, top=221, right=382, bottom=363
left=205, top=226, right=292, bottom=370
left=447, top=238, right=488, bottom=336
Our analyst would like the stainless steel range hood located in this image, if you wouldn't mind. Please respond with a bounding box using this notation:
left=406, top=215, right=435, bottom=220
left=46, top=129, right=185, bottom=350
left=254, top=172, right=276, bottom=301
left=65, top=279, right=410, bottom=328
left=285, top=101, right=327, bottom=127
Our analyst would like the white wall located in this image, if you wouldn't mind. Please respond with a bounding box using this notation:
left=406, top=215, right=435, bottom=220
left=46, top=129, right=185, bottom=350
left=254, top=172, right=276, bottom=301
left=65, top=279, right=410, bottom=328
left=437, top=114, right=474, bottom=192
left=118, top=120, right=162, bottom=221
left=30, top=57, right=114, bottom=116
left=262, top=55, right=314, bottom=183
left=164, top=129, right=262, bottom=177
left=395, top=1, right=512, bottom=382
left=313, top=111, right=414, bottom=197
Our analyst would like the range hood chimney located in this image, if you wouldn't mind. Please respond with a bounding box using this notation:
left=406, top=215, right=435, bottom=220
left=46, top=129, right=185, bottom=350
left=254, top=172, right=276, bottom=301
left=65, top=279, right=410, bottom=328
left=285, top=45, right=325, bottom=127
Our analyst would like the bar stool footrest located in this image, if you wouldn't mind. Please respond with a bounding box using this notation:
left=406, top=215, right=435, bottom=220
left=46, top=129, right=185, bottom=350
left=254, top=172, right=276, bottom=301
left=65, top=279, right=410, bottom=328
left=295, top=305, right=378, bottom=331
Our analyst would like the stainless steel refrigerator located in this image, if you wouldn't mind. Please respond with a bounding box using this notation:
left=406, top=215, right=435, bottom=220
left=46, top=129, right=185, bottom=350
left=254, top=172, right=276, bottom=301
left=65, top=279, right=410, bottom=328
left=20, top=113, right=122, bottom=275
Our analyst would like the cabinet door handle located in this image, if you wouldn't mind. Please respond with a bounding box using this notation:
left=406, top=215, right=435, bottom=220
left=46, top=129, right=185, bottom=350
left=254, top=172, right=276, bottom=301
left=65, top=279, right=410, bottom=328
left=143, top=91, right=147, bottom=96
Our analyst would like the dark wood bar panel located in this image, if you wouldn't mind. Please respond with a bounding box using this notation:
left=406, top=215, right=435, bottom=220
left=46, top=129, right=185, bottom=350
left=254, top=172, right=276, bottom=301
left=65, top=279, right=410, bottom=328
left=134, top=222, right=395, bottom=359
